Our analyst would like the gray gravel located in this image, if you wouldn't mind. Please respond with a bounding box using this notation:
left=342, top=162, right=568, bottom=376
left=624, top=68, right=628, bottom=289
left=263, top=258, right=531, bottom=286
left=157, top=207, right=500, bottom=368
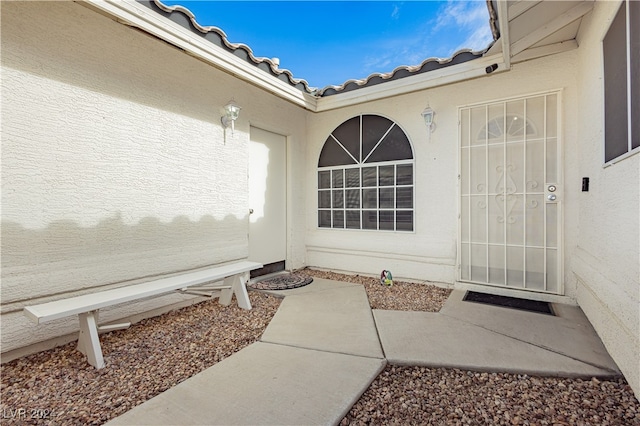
left=1, top=270, right=638, bottom=425
left=343, top=366, right=639, bottom=425
left=299, top=268, right=452, bottom=312
left=0, top=292, right=280, bottom=425
left=305, top=269, right=640, bottom=425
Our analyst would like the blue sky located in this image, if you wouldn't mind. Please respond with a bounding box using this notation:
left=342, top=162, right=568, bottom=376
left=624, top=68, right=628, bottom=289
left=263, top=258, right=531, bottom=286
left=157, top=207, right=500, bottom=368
left=160, top=1, right=493, bottom=89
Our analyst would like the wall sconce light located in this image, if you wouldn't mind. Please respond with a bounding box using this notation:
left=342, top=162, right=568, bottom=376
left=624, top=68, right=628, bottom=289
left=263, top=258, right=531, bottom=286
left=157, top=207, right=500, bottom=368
left=421, top=106, right=436, bottom=142
left=221, top=100, right=241, bottom=134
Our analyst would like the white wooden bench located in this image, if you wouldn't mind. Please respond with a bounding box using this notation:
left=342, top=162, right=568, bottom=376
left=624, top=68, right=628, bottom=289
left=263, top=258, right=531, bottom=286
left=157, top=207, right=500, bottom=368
left=24, top=260, right=262, bottom=369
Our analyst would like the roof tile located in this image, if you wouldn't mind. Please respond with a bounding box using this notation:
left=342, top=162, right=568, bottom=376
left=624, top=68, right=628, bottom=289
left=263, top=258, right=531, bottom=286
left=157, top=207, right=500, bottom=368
left=142, top=0, right=490, bottom=97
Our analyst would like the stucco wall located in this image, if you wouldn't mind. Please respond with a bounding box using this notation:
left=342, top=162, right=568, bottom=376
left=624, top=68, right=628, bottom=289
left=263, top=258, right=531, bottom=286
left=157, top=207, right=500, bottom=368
left=1, top=1, right=307, bottom=354
left=572, top=0, right=640, bottom=399
left=306, top=52, right=580, bottom=297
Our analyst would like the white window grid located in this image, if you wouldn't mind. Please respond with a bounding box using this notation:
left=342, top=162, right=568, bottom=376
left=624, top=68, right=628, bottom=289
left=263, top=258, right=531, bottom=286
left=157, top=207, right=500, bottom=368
left=318, top=160, right=414, bottom=232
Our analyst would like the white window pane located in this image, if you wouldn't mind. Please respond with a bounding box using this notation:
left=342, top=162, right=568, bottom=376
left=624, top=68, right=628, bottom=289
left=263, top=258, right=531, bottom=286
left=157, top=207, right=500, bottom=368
left=396, top=211, right=413, bottom=231
left=362, top=167, right=376, bottom=187
left=362, top=189, right=377, bottom=208
left=332, top=190, right=344, bottom=208
left=318, top=211, right=331, bottom=227
left=332, top=169, right=344, bottom=188
left=379, top=165, right=394, bottom=186
left=346, top=211, right=361, bottom=229
left=379, top=188, right=394, bottom=208
left=396, top=164, right=413, bottom=185
left=345, top=189, right=360, bottom=208
left=345, top=168, right=360, bottom=187
left=318, top=171, right=331, bottom=189
left=318, top=191, right=331, bottom=208
left=333, top=211, right=344, bottom=228
left=363, top=210, right=377, bottom=230
left=379, top=211, right=394, bottom=230
left=396, top=187, right=413, bottom=209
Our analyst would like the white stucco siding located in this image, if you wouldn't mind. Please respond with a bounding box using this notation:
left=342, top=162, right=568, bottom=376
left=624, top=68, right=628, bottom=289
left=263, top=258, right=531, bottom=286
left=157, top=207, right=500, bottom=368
left=1, top=1, right=308, bottom=354
left=572, top=0, right=640, bottom=399
left=306, top=53, right=580, bottom=291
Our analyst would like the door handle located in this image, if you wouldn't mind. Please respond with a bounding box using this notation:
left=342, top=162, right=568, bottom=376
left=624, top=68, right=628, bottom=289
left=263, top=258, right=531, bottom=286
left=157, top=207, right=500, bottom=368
left=547, top=194, right=557, bottom=201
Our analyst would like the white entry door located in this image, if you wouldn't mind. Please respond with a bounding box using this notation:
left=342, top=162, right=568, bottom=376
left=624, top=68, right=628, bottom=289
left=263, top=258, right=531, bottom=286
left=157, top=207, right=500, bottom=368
left=459, top=92, right=562, bottom=294
left=249, top=127, right=287, bottom=266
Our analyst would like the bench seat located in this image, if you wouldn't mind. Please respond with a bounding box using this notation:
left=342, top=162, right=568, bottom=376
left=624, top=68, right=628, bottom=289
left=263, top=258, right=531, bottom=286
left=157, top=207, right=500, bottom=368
left=24, top=260, right=262, bottom=369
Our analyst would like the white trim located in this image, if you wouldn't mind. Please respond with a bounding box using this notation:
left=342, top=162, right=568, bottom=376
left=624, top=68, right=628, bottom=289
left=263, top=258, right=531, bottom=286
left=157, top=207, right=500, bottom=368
left=508, top=1, right=541, bottom=21
left=497, top=0, right=511, bottom=69
left=603, top=146, right=640, bottom=168
left=315, top=55, right=508, bottom=112
left=511, top=40, right=578, bottom=64
left=625, top=0, right=633, bottom=156
left=308, top=245, right=453, bottom=266
left=556, top=90, right=566, bottom=297
left=457, top=88, right=565, bottom=110
left=600, top=0, right=637, bottom=166
left=510, top=1, right=595, bottom=57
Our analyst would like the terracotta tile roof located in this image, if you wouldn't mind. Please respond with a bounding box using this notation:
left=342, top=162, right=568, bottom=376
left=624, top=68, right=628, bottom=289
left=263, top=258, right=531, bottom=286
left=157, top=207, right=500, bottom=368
left=142, top=0, right=493, bottom=98
left=317, top=49, right=485, bottom=96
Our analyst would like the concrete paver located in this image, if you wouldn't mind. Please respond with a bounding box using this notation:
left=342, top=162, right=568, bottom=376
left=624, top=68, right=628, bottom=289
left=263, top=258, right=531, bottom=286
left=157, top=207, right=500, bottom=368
left=439, top=290, right=620, bottom=373
left=261, top=282, right=384, bottom=359
left=106, top=342, right=385, bottom=426
left=108, top=278, right=622, bottom=425
left=374, top=310, right=618, bottom=377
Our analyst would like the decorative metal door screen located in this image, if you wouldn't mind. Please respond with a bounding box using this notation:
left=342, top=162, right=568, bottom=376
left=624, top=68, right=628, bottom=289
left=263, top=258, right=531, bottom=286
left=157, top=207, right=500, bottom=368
left=459, top=93, right=562, bottom=294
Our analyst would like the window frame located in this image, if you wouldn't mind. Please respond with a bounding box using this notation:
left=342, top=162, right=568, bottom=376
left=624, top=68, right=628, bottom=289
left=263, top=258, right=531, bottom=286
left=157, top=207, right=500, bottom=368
left=602, top=0, right=639, bottom=166
left=317, top=114, right=415, bottom=232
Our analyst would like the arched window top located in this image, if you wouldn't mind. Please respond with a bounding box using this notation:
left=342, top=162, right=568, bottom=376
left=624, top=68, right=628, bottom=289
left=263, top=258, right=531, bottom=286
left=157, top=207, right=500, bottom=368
left=317, top=114, right=414, bottom=232
left=477, top=114, right=537, bottom=141
left=318, top=115, right=413, bottom=167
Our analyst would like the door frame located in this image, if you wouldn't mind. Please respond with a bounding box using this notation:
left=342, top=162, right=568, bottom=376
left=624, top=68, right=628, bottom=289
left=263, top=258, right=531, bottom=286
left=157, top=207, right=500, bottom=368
left=456, top=89, right=565, bottom=296
left=248, top=125, right=289, bottom=275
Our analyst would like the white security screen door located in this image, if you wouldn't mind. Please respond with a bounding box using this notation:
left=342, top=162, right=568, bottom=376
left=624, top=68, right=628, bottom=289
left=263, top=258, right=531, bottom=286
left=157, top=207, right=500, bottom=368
left=249, top=127, right=286, bottom=266
left=459, top=93, right=562, bottom=294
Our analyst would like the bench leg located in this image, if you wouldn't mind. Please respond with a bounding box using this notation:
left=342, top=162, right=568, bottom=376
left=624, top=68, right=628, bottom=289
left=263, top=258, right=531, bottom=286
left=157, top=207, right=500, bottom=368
left=77, top=311, right=105, bottom=369
left=219, top=272, right=252, bottom=310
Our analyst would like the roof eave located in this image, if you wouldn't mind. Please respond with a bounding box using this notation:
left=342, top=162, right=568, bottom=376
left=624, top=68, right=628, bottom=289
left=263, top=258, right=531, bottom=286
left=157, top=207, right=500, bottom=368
left=81, top=0, right=319, bottom=111
left=80, top=0, right=509, bottom=112
left=315, top=54, right=507, bottom=112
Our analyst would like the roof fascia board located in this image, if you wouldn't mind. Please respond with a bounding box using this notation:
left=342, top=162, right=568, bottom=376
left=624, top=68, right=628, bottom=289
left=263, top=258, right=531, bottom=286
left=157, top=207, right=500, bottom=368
left=315, top=54, right=506, bottom=112
left=497, top=0, right=512, bottom=69
left=512, top=39, right=578, bottom=63
left=81, top=0, right=318, bottom=111
left=510, top=1, right=594, bottom=57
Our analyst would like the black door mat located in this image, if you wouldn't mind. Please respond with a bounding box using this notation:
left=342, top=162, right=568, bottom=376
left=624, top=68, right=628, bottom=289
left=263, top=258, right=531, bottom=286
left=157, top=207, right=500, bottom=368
left=248, top=273, right=313, bottom=291
left=463, top=291, right=554, bottom=315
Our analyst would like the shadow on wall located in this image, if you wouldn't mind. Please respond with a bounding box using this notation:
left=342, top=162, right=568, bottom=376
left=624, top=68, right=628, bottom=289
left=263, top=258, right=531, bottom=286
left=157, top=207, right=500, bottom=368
left=1, top=213, right=249, bottom=310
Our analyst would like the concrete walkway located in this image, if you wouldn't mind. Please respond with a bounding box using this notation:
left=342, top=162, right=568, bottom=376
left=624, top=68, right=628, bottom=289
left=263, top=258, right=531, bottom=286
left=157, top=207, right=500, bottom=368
left=108, top=278, right=620, bottom=426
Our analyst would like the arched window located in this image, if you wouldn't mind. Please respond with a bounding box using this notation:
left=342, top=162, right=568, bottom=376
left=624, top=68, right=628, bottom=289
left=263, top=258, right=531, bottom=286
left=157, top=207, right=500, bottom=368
left=317, top=114, right=414, bottom=231
left=477, top=114, right=537, bottom=141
